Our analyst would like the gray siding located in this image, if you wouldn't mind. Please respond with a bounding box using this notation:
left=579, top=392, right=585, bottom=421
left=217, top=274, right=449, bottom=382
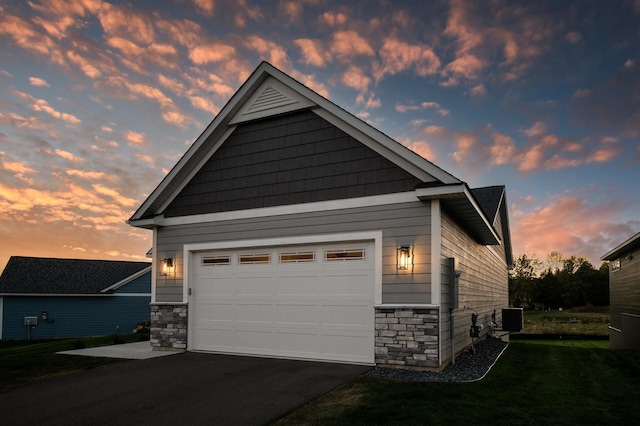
left=610, top=254, right=640, bottom=330
left=440, top=210, right=509, bottom=361
left=155, top=201, right=432, bottom=304
left=164, top=110, right=422, bottom=217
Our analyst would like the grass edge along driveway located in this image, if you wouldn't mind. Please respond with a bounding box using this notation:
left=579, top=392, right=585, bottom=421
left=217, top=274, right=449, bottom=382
left=275, top=340, right=640, bottom=426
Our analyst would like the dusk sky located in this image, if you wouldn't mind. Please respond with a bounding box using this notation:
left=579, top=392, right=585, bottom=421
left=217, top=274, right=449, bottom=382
left=1, top=0, right=639, bottom=272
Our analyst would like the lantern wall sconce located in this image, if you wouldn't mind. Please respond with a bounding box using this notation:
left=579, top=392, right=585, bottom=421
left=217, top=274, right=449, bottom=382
left=397, top=246, right=412, bottom=271
left=161, top=257, right=174, bottom=277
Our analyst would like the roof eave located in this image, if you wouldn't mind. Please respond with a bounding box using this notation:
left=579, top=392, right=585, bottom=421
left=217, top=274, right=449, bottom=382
left=601, top=232, right=640, bottom=261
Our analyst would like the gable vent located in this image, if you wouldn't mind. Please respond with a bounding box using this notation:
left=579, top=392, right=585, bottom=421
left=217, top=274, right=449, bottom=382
left=228, top=76, right=316, bottom=125
left=246, top=85, right=295, bottom=113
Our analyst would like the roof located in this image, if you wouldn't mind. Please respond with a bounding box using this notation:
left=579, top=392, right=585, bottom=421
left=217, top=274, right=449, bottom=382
left=0, top=256, right=151, bottom=295
left=128, top=61, right=460, bottom=225
left=601, top=232, right=640, bottom=261
left=127, top=62, right=511, bottom=265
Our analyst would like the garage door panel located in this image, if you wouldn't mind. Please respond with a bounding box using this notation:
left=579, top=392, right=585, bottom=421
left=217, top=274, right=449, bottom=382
left=235, top=303, right=274, bottom=323
left=235, top=277, right=275, bottom=296
left=276, top=275, right=322, bottom=296
left=191, top=241, right=375, bottom=364
left=275, top=304, right=319, bottom=325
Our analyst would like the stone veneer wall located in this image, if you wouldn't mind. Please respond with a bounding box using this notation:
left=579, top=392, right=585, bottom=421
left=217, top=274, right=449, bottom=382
left=374, top=306, right=440, bottom=370
left=150, top=303, right=187, bottom=351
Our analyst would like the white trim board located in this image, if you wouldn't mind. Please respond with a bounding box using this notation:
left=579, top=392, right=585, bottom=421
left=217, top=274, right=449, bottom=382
left=132, top=192, right=419, bottom=228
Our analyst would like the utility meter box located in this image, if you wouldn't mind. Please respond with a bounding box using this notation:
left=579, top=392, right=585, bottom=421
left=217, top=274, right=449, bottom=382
left=24, top=316, right=38, bottom=326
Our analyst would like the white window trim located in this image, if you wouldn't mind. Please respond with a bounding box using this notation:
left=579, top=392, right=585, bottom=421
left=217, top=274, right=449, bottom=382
left=183, top=231, right=383, bottom=304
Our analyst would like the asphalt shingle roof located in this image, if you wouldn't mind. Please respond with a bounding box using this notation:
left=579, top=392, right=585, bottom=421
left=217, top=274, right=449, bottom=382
left=0, top=256, right=151, bottom=294
left=470, top=186, right=504, bottom=224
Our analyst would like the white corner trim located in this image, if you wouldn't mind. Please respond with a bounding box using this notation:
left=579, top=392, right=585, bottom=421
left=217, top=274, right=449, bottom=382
left=156, top=192, right=418, bottom=227
left=431, top=199, right=442, bottom=306
left=183, top=230, right=384, bottom=305
left=431, top=199, right=442, bottom=367
left=151, top=228, right=158, bottom=304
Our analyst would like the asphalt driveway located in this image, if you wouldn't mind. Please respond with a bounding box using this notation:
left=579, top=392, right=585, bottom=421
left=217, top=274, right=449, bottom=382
left=0, top=352, right=371, bottom=425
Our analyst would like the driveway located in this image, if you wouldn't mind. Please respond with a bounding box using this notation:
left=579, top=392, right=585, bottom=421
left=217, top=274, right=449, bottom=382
left=0, top=352, right=371, bottom=425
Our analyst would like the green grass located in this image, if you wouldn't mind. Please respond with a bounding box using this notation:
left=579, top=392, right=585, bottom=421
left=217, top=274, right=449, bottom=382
left=522, top=309, right=610, bottom=335
left=275, top=340, right=640, bottom=425
left=0, top=335, right=144, bottom=391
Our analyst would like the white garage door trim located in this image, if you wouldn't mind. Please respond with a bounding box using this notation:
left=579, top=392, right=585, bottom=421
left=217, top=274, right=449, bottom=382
left=184, top=231, right=382, bottom=364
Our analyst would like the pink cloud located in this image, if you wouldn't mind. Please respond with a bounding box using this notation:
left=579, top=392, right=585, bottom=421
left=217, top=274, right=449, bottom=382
left=510, top=191, right=639, bottom=265
left=295, top=38, right=330, bottom=67
left=330, top=31, right=375, bottom=61
left=98, top=3, right=156, bottom=44
left=565, top=31, right=582, bottom=44
left=342, top=65, right=371, bottom=92
left=125, top=131, right=147, bottom=145
left=396, top=101, right=449, bottom=116
left=55, top=149, right=84, bottom=162
left=29, top=77, right=49, bottom=87
left=189, top=43, right=236, bottom=64
left=192, top=0, right=215, bottom=16
left=320, top=11, right=348, bottom=27
left=374, top=36, right=440, bottom=81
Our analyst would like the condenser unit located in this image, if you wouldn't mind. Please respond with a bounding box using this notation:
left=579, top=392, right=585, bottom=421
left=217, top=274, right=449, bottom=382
left=502, top=308, right=523, bottom=332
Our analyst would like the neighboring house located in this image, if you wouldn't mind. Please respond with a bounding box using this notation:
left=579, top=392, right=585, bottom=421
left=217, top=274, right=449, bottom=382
left=0, top=256, right=151, bottom=340
left=601, top=232, right=640, bottom=350
left=128, top=62, right=513, bottom=369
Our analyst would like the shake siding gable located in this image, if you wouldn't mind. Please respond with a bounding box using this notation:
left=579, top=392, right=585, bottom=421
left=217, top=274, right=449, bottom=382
left=163, top=110, right=422, bottom=218
left=155, top=202, right=432, bottom=304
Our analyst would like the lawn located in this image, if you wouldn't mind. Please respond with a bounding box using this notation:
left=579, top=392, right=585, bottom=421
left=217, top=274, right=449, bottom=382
left=0, top=335, right=144, bottom=391
left=521, top=308, right=610, bottom=335
left=275, top=339, right=640, bottom=425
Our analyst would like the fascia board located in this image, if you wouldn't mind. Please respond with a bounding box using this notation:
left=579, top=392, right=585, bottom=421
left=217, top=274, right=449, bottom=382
left=100, top=266, right=152, bottom=293
left=463, top=185, right=501, bottom=244
left=601, top=232, right=640, bottom=260
left=128, top=63, right=272, bottom=222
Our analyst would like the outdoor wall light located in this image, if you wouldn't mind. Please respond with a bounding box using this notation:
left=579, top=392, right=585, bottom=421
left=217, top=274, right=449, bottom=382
left=397, top=246, right=411, bottom=271
left=42, top=311, right=48, bottom=321
left=161, top=258, right=174, bottom=276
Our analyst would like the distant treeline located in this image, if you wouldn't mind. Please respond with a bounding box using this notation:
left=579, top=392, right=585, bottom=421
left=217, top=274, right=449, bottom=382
left=509, top=252, right=609, bottom=309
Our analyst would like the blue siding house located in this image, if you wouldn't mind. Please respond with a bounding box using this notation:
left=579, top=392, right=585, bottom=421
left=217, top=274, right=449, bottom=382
left=0, top=256, right=151, bottom=340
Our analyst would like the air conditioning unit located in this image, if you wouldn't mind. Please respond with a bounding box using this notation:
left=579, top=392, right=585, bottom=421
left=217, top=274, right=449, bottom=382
left=24, top=316, right=38, bottom=326
left=502, top=308, right=523, bottom=332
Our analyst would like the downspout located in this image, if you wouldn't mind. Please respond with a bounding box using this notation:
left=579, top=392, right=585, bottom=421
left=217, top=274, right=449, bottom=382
left=450, top=308, right=455, bottom=365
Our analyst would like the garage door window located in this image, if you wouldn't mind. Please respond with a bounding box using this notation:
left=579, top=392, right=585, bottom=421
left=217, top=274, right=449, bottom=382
left=324, top=248, right=365, bottom=261
left=202, top=255, right=230, bottom=266
left=238, top=253, right=271, bottom=264
left=279, top=251, right=315, bottom=263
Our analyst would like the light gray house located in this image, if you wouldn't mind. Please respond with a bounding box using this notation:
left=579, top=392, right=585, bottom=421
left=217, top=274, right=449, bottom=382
left=128, top=62, right=513, bottom=370
left=601, top=232, right=640, bottom=350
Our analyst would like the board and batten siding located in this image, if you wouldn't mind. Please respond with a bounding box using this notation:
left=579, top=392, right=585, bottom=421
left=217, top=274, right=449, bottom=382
left=440, top=210, right=509, bottom=360
left=155, top=201, right=432, bottom=304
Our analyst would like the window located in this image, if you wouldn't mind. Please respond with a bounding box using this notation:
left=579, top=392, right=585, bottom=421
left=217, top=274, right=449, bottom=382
left=611, top=259, right=621, bottom=272
left=202, top=255, right=230, bottom=266
left=238, top=253, right=271, bottom=264
left=325, top=248, right=365, bottom=261
left=280, top=251, right=315, bottom=263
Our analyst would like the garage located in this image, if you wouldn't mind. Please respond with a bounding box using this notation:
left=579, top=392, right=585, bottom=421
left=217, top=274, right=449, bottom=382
left=188, top=241, right=375, bottom=364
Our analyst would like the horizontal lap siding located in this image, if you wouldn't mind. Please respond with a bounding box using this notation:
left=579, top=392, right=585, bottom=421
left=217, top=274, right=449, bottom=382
left=1, top=296, right=151, bottom=339
left=610, top=257, right=640, bottom=330
left=441, top=210, right=508, bottom=360
left=155, top=201, right=431, bottom=304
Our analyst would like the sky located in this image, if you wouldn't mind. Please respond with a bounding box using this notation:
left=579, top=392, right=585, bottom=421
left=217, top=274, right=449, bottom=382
left=1, top=0, right=639, bottom=272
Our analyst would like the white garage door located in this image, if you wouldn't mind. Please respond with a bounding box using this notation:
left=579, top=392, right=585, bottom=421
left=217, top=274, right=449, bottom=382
left=190, top=241, right=375, bottom=364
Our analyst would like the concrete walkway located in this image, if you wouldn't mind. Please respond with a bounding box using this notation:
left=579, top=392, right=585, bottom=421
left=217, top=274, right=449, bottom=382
left=58, top=340, right=182, bottom=359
